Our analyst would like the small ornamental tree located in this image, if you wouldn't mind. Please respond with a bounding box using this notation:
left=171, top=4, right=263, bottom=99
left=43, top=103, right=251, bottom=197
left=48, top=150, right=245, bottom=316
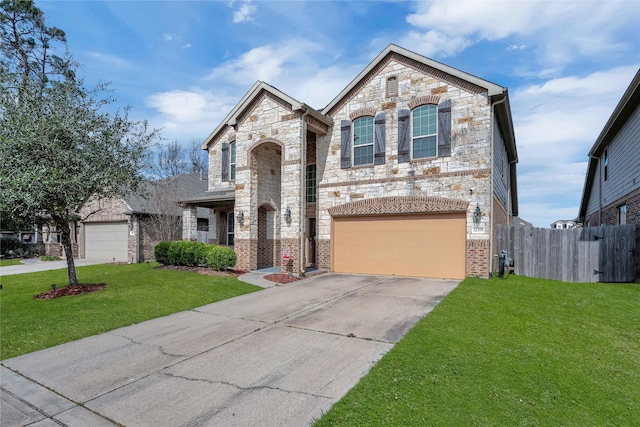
left=0, top=0, right=160, bottom=286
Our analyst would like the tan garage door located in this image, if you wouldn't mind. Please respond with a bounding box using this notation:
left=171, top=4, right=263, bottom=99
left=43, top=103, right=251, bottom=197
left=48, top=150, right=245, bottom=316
left=84, top=222, right=128, bottom=262
left=331, top=213, right=466, bottom=279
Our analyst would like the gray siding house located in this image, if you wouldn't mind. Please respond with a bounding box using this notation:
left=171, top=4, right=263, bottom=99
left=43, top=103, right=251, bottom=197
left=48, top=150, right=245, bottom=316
left=579, top=69, right=640, bottom=226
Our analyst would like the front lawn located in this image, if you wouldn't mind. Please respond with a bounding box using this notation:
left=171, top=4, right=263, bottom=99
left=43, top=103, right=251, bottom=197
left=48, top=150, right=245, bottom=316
left=0, top=263, right=260, bottom=360
left=315, top=276, right=640, bottom=426
left=0, top=258, right=23, bottom=267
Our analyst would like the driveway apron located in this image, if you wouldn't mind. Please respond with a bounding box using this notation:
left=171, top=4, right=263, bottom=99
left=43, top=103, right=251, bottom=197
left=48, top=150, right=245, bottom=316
left=1, top=273, right=458, bottom=427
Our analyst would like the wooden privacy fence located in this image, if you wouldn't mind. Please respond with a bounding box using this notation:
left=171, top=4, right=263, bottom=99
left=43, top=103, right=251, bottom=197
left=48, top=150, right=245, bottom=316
left=495, top=224, right=639, bottom=283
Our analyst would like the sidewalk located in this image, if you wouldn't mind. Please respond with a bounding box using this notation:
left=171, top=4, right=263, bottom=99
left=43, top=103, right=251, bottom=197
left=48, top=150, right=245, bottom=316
left=0, top=258, right=108, bottom=276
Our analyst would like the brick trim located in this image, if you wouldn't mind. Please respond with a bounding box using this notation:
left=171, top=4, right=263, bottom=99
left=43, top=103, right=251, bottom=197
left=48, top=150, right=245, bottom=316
left=408, top=95, right=441, bottom=109
left=349, top=107, right=377, bottom=121
left=328, top=196, right=469, bottom=217
left=318, top=168, right=489, bottom=189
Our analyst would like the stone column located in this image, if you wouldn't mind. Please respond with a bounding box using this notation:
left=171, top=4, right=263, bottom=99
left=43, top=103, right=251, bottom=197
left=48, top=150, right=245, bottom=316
left=182, top=205, right=197, bottom=241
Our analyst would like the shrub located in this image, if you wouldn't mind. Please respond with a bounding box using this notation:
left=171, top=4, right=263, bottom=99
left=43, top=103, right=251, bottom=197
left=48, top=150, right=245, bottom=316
left=204, top=245, right=237, bottom=271
left=1, top=237, right=38, bottom=258
left=193, top=242, right=209, bottom=266
left=154, top=241, right=172, bottom=265
left=156, top=241, right=237, bottom=270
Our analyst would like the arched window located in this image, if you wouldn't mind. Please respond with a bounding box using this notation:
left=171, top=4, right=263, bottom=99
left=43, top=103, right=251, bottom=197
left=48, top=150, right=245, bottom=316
left=412, top=105, right=437, bottom=159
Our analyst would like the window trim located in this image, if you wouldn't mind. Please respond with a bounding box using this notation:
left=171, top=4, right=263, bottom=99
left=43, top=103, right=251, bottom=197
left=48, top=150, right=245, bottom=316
left=411, top=104, right=438, bottom=160
left=352, top=116, right=374, bottom=166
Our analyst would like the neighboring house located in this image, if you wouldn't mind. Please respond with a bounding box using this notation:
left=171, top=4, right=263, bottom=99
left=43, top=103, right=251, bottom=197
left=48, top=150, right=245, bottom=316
left=183, top=44, right=518, bottom=279
left=551, top=219, right=577, bottom=229
left=78, top=173, right=214, bottom=263
left=579, top=69, right=640, bottom=226
left=513, top=217, right=533, bottom=227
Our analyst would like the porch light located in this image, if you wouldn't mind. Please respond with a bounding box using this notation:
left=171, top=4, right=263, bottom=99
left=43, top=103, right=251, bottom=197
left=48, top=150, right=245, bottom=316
left=473, top=204, right=481, bottom=225
left=236, top=210, right=244, bottom=221
left=127, top=217, right=133, bottom=229
left=284, top=207, right=292, bottom=220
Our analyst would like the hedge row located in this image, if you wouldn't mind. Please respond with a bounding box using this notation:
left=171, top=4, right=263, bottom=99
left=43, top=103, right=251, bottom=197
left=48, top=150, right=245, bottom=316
left=154, top=241, right=237, bottom=271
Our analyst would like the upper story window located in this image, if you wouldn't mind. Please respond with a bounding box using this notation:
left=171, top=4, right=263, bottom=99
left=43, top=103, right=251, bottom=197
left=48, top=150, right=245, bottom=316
left=230, top=141, right=237, bottom=180
left=353, top=116, right=374, bottom=166
left=386, top=76, right=398, bottom=97
left=412, top=104, right=437, bottom=159
left=604, top=149, right=608, bottom=181
left=306, top=164, right=317, bottom=203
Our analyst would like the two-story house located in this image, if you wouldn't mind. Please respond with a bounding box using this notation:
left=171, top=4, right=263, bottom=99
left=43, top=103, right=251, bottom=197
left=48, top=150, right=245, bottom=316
left=182, top=44, right=518, bottom=279
left=579, top=69, right=640, bottom=226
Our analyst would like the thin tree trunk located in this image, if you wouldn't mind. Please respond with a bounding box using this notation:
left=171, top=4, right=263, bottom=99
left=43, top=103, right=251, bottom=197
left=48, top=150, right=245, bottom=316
left=57, top=218, right=78, bottom=286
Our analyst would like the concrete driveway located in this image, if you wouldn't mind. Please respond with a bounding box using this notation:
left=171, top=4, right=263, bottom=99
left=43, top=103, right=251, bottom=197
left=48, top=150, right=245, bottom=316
left=1, top=273, right=458, bottom=427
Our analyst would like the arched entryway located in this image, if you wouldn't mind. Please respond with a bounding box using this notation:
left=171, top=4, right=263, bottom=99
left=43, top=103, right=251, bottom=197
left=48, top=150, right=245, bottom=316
left=257, top=204, right=278, bottom=268
left=249, top=140, right=283, bottom=270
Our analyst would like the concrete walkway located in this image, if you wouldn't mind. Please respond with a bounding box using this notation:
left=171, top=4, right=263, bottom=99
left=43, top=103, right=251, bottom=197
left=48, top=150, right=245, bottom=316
left=0, top=258, right=108, bottom=276
left=1, top=273, right=459, bottom=427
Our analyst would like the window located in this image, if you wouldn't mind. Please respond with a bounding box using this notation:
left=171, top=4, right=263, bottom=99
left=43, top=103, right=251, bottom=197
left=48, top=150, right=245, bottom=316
left=230, top=141, right=237, bottom=180
left=412, top=105, right=437, bottom=159
left=227, top=212, right=234, bottom=246
left=386, top=76, right=398, bottom=97
left=619, top=204, right=627, bottom=225
left=604, top=149, right=608, bottom=181
left=306, top=164, right=316, bottom=203
left=353, top=116, right=374, bottom=166
left=197, top=218, right=209, bottom=232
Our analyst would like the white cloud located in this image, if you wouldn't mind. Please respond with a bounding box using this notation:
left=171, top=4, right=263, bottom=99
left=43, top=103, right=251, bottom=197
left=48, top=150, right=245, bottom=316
left=233, top=1, right=256, bottom=23
left=205, top=41, right=324, bottom=87
left=403, top=1, right=638, bottom=71
left=163, top=33, right=175, bottom=41
left=512, top=65, right=639, bottom=225
left=145, top=89, right=237, bottom=142
left=87, top=52, right=130, bottom=69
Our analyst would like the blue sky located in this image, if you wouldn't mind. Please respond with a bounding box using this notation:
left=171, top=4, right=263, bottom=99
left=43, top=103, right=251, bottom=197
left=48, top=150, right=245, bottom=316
left=37, top=0, right=639, bottom=227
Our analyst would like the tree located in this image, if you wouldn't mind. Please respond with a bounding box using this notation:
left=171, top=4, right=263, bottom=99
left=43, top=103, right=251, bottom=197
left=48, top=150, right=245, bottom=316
left=154, top=140, right=189, bottom=178
left=189, top=139, right=207, bottom=175
left=1, top=0, right=160, bottom=286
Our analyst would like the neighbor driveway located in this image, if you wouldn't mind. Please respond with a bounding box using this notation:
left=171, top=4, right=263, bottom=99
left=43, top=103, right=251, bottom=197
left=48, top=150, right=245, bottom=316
left=1, top=273, right=458, bottom=427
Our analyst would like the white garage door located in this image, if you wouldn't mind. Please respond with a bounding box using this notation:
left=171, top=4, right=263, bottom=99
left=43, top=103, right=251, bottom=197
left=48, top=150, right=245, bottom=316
left=84, top=222, right=128, bottom=262
left=331, top=213, right=466, bottom=279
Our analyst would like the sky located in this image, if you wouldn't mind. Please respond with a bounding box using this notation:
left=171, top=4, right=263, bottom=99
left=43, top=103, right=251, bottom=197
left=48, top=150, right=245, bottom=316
left=36, top=0, right=640, bottom=228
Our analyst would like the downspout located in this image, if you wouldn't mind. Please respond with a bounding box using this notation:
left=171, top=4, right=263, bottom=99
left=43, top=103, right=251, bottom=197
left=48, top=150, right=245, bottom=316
left=490, top=94, right=508, bottom=275
left=590, top=154, right=602, bottom=225
left=299, top=108, right=310, bottom=276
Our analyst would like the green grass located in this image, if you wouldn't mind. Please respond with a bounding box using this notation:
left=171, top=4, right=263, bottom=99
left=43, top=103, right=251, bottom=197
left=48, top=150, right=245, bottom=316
left=0, top=258, right=22, bottom=267
left=315, top=275, right=640, bottom=426
left=0, top=263, right=260, bottom=360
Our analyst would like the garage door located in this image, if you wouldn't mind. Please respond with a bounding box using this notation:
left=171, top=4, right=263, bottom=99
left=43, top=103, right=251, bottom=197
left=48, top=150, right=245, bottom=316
left=84, top=222, right=128, bottom=262
left=331, top=213, right=466, bottom=279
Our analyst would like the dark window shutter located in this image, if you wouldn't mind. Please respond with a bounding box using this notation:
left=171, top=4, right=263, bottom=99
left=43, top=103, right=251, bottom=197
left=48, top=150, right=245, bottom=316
left=340, top=119, right=352, bottom=169
left=221, top=142, right=230, bottom=182
left=398, top=108, right=410, bottom=163
left=374, top=112, right=386, bottom=165
left=438, top=99, right=452, bottom=157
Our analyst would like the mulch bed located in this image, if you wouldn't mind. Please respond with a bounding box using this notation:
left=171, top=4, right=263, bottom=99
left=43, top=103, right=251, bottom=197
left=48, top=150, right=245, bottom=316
left=263, top=273, right=299, bottom=284
left=156, top=265, right=248, bottom=277
left=34, top=284, right=106, bottom=299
